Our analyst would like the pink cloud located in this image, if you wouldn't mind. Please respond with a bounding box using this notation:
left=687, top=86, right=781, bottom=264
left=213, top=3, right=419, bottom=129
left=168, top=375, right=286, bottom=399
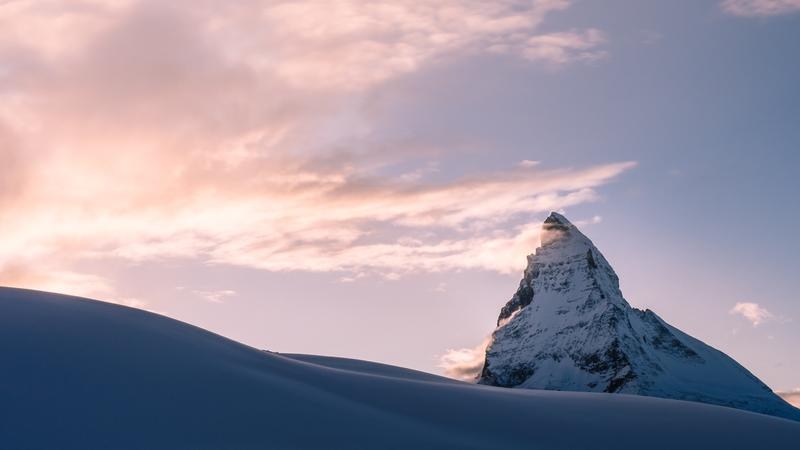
left=720, top=0, right=800, bottom=16
left=777, top=389, right=800, bottom=408
left=521, top=29, right=607, bottom=66
left=259, top=0, right=581, bottom=89
left=439, top=337, right=490, bottom=381
left=0, top=0, right=627, bottom=297
left=729, top=302, right=775, bottom=326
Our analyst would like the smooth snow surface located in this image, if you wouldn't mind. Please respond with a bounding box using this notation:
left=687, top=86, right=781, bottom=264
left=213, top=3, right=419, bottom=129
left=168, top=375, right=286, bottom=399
left=283, top=354, right=461, bottom=384
left=1, top=287, right=798, bottom=450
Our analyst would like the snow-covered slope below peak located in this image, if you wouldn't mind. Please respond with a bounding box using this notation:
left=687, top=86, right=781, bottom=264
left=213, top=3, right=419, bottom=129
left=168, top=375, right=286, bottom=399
left=479, top=212, right=800, bottom=422
left=1, top=286, right=798, bottom=449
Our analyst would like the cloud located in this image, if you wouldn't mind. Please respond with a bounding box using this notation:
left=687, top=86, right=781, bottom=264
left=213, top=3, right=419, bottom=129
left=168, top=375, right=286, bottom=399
left=720, top=0, right=800, bottom=17
left=0, top=147, right=636, bottom=288
left=439, top=337, right=490, bottom=382
left=520, top=29, right=607, bottom=66
left=777, top=389, right=800, bottom=408
left=0, top=262, right=151, bottom=310
left=729, top=302, right=775, bottom=326
left=0, top=0, right=625, bottom=297
left=202, top=163, right=635, bottom=275
left=574, top=215, right=603, bottom=226
left=261, top=0, right=586, bottom=89
left=0, top=263, right=113, bottom=299
left=339, top=272, right=368, bottom=283
left=0, top=1, right=605, bottom=94
left=192, top=289, right=237, bottom=304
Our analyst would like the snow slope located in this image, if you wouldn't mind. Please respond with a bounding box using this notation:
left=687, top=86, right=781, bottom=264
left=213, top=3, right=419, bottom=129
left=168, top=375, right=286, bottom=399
left=479, top=212, right=800, bottom=421
left=0, top=287, right=798, bottom=449
left=283, top=353, right=461, bottom=384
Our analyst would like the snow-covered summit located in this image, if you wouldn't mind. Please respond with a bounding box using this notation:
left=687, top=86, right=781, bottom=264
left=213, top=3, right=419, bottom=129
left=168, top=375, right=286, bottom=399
left=539, top=212, right=589, bottom=248
left=479, top=212, right=800, bottom=422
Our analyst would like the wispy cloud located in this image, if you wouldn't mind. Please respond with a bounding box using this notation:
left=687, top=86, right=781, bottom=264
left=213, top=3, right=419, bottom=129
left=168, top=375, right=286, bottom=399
left=720, top=0, right=800, bottom=17
left=777, top=388, right=800, bottom=408
left=0, top=158, right=634, bottom=284
left=0, top=264, right=113, bottom=299
left=0, top=1, right=605, bottom=94
left=260, top=0, right=598, bottom=88
left=574, top=215, right=603, bottom=226
left=729, top=302, right=775, bottom=326
left=519, top=29, right=607, bottom=66
left=439, top=337, right=490, bottom=381
left=0, top=0, right=624, bottom=297
left=518, top=160, right=541, bottom=168
left=192, top=289, right=237, bottom=304
left=0, top=262, right=152, bottom=310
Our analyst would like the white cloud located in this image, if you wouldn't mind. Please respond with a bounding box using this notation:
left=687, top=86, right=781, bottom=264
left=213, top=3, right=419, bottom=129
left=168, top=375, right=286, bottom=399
left=574, top=215, right=603, bottom=226
left=720, top=0, right=800, bottom=17
left=439, top=337, right=490, bottom=381
left=520, top=29, right=607, bottom=66
left=0, top=267, right=112, bottom=300
left=192, top=289, right=237, bottom=304
left=0, top=0, right=624, bottom=298
left=260, top=0, right=579, bottom=88
left=777, top=388, right=800, bottom=408
left=729, top=302, right=774, bottom=326
left=0, top=263, right=154, bottom=310
left=339, top=272, right=367, bottom=283
left=0, top=157, right=635, bottom=291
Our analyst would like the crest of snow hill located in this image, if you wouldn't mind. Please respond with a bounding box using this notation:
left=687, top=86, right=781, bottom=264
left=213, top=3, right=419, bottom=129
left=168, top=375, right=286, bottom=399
left=478, top=212, right=800, bottom=421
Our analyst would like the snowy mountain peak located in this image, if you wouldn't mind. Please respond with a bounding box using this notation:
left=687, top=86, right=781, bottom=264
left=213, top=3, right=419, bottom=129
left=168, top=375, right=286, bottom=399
left=540, top=211, right=586, bottom=249
left=479, top=213, right=800, bottom=422
left=544, top=211, right=571, bottom=225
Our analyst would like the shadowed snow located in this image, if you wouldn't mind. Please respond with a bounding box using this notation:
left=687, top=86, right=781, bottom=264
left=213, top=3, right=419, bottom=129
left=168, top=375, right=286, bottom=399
left=0, top=287, right=798, bottom=449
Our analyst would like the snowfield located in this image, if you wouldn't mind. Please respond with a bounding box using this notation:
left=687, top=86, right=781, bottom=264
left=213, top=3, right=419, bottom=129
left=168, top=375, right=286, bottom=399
left=1, top=287, right=798, bottom=449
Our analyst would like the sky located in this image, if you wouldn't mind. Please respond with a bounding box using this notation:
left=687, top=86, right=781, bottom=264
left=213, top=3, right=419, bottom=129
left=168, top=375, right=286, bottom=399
left=0, top=0, right=799, bottom=398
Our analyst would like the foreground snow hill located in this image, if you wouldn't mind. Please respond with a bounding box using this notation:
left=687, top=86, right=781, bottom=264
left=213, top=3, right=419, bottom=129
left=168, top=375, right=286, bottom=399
left=1, top=288, right=798, bottom=450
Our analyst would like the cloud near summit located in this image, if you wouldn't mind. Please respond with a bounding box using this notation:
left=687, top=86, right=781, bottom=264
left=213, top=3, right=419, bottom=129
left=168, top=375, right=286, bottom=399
left=720, top=0, right=800, bottom=17
left=0, top=0, right=631, bottom=298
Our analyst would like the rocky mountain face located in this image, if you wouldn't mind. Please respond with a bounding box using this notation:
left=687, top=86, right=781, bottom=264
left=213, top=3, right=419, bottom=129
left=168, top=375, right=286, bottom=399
left=478, top=212, right=800, bottom=421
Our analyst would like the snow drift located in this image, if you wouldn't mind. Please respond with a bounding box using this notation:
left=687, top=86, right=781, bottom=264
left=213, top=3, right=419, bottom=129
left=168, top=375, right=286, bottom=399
left=0, top=287, right=798, bottom=449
